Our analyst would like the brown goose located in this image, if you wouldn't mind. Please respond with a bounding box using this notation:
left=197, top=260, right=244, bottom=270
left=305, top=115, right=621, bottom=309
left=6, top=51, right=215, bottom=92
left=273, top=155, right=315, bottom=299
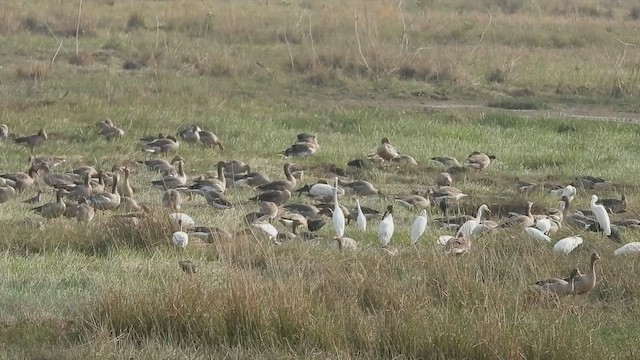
left=151, top=161, right=187, bottom=190
left=162, top=189, right=182, bottom=211
left=75, top=197, right=95, bottom=223
left=28, top=155, right=66, bottom=169
left=500, top=201, right=535, bottom=228
left=573, top=253, right=601, bottom=295
left=32, top=189, right=69, bottom=218
left=464, top=151, right=495, bottom=172
left=436, top=172, right=453, bottom=187
left=430, top=156, right=460, bottom=168
left=198, top=130, right=224, bottom=150
left=0, top=183, right=15, bottom=203
left=373, top=137, right=399, bottom=161
left=178, top=125, right=201, bottom=144
left=87, top=173, right=121, bottom=210
left=249, top=189, right=291, bottom=206
left=143, top=135, right=180, bottom=155
left=98, top=119, right=125, bottom=141
left=14, top=128, right=47, bottom=153
left=282, top=136, right=319, bottom=157
left=256, top=163, right=296, bottom=192
left=72, top=165, right=98, bottom=178
left=119, top=167, right=134, bottom=197
left=138, top=155, right=184, bottom=176
left=67, top=172, right=93, bottom=200
left=188, top=161, right=226, bottom=193
left=1, top=166, right=39, bottom=191
left=532, top=268, right=580, bottom=297
left=599, top=194, right=627, bottom=213
left=342, top=180, right=384, bottom=198
left=394, top=195, right=430, bottom=209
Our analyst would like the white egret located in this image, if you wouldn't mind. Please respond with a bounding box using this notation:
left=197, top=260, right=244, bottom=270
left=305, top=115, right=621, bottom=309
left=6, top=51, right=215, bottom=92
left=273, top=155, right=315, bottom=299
left=524, top=227, right=551, bottom=242
left=171, top=219, right=189, bottom=249
left=614, top=242, right=640, bottom=256
left=378, top=205, right=394, bottom=248
left=332, top=177, right=345, bottom=238
left=457, top=204, right=490, bottom=238
left=590, top=195, right=611, bottom=236
left=410, top=209, right=428, bottom=245
left=355, top=199, right=367, bottom=232
left=553, top=235, right=583, bottom=255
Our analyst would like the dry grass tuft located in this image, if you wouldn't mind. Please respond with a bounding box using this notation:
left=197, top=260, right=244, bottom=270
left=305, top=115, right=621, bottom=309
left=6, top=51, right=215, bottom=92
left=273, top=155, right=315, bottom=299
left=68, top=51, right=95, bottom=67
left=15, top=62, right=51, bottom=80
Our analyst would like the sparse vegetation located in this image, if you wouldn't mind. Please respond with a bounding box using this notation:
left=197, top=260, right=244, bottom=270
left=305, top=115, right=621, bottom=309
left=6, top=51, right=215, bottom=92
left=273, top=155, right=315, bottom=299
left=1, top=0, right=640, bottom=358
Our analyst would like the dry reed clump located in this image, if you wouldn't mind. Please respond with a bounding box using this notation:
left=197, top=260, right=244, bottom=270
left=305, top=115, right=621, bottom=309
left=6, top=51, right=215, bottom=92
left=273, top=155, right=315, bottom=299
left=90, top=211, right=174, bottom=254
left=68, top=51, right=95, bottom=67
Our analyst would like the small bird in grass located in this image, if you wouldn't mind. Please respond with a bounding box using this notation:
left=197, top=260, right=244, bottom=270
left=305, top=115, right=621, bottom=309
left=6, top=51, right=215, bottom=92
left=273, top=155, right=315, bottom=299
left=179, top=260, right=197, bottom=275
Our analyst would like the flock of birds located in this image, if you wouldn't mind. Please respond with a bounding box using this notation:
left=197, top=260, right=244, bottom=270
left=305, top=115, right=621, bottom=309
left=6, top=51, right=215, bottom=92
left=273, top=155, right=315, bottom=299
left=1, top=119, right=639, bottom=296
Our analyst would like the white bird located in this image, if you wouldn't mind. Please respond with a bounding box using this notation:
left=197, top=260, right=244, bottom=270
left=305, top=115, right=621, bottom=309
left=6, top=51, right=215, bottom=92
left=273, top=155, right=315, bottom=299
left=590, top=195, right=611, bottom=236
left=171, top=219, right=189, bottom=249
left=535, top=218, right=552, bottom=235
left=355, top=199, right=367, bottom=232
left=524, top=227, right=551, bottom=242
left=378, top=205, right=394, bottom=247
left=332, top=177, right=345, bottom=238
left=252, top=222, right=278, bottom=240
left=436, top=235, right=454, bottom=250
left=614, top=242, right=640, bottom=256
left=553, top=235, right=583, bottom=255
left=298, top=183, right=344, bottom=198
left=550, top=185, right=576, bottom=202
left=457, top=204, right=490, bottom=238
left=411, top=209, right=428, bottom=245
left=169, top=213, right=195, bottom=230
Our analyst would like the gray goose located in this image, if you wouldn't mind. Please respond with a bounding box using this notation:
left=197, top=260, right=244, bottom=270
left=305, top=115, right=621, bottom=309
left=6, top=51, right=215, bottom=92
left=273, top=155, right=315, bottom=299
left=256, top=163, right=296, bottom=192
left=32, top=189, right=69, bottom=218
left=14, top=128, right=47, bottom=153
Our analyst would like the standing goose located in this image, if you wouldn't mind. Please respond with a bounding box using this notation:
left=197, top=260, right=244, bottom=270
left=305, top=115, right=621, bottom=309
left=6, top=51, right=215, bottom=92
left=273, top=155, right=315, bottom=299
left=201, top=189, right=233, bottom=210
left=532, top=268, right=580, bottom=297
left=14, top=128, right=47, bottom=153
left=355, top=199, right=367, bottom=231
left=189, top=161, right=227, bottom=193
left=75, top=197, right=95, bottom=223
left=32, top=189, right=69, bottom=218
left=573, top=253, right=601, bottom=295
left=378, top=205, right=395, bottom=248
left=464, top=151, right=495, bottom=172
left=119, top=167, right=134, bottom=197
left=228, top=170, right=270, bottom=189
left=162, top=189, right=182, bottom=211
left=590, top=195, right=611, bottom=237
left=411, top=209, right=428, bottom=245
left=151, top=161, right=187, bottom=190
left=256, top=163, right=296, bottom=192
left=1, top=166, right=39, bottom=191
left=143, top=135, right=180, bottom=155
left=198, top=130, right=224, bottom=150
left=87, top=173, right=121, bottom=211
left=332, top=177, right=345, bottom=238
left=223, top=160, right=251, bottom=175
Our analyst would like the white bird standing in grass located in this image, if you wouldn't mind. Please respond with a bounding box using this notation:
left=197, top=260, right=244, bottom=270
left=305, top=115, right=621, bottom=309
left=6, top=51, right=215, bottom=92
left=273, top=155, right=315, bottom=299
left=411, top=209, right=428, bottom=245
left=457, top=204, right=490, bottom=238
left=553, top=235, right=583, bottom=255
left=590, top=195, right=611, bottom=237
left=614, top=242, right=640, bottom=256
left=332, top=177, right=345, bottom=238
left=355, top=199, right=367, bottom=231
left=378, top=205, right=394, bottom=248
left=171, top=219, right=189, bottom=249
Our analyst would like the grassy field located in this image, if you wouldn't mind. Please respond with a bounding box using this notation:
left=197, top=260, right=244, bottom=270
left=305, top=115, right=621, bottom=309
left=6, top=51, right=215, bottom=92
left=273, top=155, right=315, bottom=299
left=2, top=0, right=640, bottom=358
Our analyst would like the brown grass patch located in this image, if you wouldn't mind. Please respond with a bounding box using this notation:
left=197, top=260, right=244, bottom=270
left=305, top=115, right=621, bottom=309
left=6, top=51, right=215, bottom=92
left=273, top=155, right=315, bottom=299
left=16, top=63, right=51, bottom=80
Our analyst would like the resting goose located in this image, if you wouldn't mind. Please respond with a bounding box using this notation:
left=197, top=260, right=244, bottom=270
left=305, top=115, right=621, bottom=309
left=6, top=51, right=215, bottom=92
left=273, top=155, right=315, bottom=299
left=500, top=201, right=535, bottom=228
left=464, top=151, right=495, bottom=172
left=532, top=268, right=580, bottom=296
left=28, top=155, right=66, bottom=169
left=200, top=189, right=233, bottom=210
left=395, top=195, right=430, bottom=209
left=151, top=161, right=187, bottom=190
left=67, top=172, right=93, bottom=200
left=430, top=156, right=460, bottom=168
left=32, top=189, right=69, bottom=218
left=436, top=172, right=453, bottom=187
left=0, top=183, right=15, bottom=203
left=342, top=180, right=384, bottom=198
left=189, top=161, right=226, bottom=193
left=334, top=236, right=358, bottom=251
left=256, top=163, right=296, bottom=192
left=1, top=166, right=38, bottom=191
left=573, top=253, right=601, bottom=295
left=162, top=189, right=182, bottom=211
left=223, top=160, right=251, bottom=175
left=282, top=135, right=319, bottom=157
left=178, top=125, right=201, bottom=144
left=75, top=197, right=95, bottom=223
left=249, top=189, right=291, bottom=206
left=227, top=170, right=270, bottom=189
left=143, top=135, right=180, bottom=155
left=98, top=119, right=125, bottom=141
left=372, top=137, right=399, bottom=162
left=138, top=155, right=183, bottom=176
left=599, top=194, right=627, bottom=213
